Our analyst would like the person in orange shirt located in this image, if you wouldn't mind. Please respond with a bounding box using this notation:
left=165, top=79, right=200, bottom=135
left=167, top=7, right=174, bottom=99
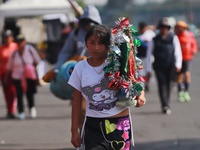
left=175, top=21, right=198, bottom=102
left=0, top=30, right=18, bottom=118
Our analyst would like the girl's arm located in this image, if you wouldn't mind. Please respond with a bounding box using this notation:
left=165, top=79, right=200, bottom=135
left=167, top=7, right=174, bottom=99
left=71, top=88, right=82, bottom=148
left=29, top=45, right=41, bottom=65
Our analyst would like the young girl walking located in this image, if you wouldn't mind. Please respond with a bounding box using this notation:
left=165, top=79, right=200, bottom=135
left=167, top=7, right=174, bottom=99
left=68, top=24, right=146, bottom=149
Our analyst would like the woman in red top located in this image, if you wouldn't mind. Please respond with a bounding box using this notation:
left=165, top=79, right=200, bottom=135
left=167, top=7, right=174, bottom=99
left=0, top=30, right=18, bottom=118
left=175, top=21, right=198, bottom=102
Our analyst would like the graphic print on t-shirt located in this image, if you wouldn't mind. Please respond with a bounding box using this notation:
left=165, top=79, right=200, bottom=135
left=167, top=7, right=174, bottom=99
left=81, top=77, right=118, bottom=111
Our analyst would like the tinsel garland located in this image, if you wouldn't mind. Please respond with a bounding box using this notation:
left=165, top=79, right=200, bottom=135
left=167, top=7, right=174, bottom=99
left=104, top=17, right=145, bottom=107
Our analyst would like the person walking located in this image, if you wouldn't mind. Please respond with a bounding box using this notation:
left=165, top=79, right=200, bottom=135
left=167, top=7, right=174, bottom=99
left=0, top=30, right=18, bottom=118
left=137, top=21, right=156, bottom=92
left=174, top=21, right=198, bottom=102
left=68, top=23, right=146, bottom=149
left=146, top=18, right=182, bottom=115
left=6, top=34, right=41, bottom=120
left=52, top=4, right=102, bottom=75
left=42, top=4, right=102, bottom=129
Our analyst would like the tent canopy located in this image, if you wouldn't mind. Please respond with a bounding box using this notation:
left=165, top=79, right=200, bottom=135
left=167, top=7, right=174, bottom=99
left=0, top=0, right=75, bottom=41
left=0, top=0, right=74, bottom=17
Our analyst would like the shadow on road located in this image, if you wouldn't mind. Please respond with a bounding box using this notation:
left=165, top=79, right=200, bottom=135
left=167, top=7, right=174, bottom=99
left=1, top=139, right=200, bottom=150
left=0, top=115, right=70, bottom=121
left=0, top=144, right=76, bottom=150
left=0, top=148, right=75, bottom=150
left=134, top=138, right=200, bottom=150
left=133, top=111, right=163, bottom=116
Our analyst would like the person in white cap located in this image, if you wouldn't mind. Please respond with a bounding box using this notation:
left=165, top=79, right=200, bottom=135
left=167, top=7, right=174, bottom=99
left=146, top=18, right=182, bottom=115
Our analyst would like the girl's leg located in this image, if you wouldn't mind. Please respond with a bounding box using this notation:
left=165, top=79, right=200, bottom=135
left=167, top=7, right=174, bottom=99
left=84, top=117, right=108, bottom=149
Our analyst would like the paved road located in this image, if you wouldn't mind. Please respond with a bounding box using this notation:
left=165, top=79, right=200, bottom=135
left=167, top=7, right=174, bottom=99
left=0, top=53, right=200, bottom=150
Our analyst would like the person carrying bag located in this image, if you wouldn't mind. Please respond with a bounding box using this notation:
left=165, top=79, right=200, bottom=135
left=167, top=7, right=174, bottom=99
left=6, top=34, right=41, bottom=120
left=19, top=47, right=39, bottom=93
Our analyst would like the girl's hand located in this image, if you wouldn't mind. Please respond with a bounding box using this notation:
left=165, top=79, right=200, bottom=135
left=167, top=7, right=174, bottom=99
left=135, top=90, right=146, bottom=107
left=71, top=130, right=82, bottom=148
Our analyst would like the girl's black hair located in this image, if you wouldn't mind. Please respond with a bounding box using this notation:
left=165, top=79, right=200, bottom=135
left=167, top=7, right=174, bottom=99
left=85, top=24, right=111, bottom=48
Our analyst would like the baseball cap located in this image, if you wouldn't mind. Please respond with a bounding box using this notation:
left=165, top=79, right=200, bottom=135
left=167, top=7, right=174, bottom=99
left=157, top=18, right=171, bottom=29
left=16, top=34, right=25, bottom=43
left=176, top=21, right=189, bottom=29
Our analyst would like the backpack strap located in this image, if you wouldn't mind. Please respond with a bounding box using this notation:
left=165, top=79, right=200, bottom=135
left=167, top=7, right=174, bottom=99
left=74, top=28, right=79, bottom=37
left=28, top=45, right=37, bottom=66
left=72, top=28, right=86, bottom=61
left=11, top=50, right=17, bottom=60
left=10, top=51, right=17, bottom=69
left=73, top=28, right=79, bottom=51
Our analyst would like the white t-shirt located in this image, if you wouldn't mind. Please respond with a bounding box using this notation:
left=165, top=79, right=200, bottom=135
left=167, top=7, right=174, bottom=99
left=7, top=44, right=41, bottom=79
left=138, top=29, right=156, bottom=42
left=68, top=59, right=128, bottom=118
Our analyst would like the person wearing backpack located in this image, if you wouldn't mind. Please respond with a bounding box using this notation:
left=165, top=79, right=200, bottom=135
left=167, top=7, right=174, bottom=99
left=42, top=4, right=102, bottom=130
left=146, top=18, right=182, bottom=115
left=43, top=4, right=102, bottom=85
left=53, top=4, right=102, bottom=74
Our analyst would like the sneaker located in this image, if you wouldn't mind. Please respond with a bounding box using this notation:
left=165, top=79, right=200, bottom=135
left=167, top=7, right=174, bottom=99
left=162, top=106, right=171, bottom=115
left=18, top=112, right=26, bottom=120
left=178, top=91, right=185, bottom=102
left=184, top=91, right=191, bottom=102
left=30, top=107, right=37, bottom=118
